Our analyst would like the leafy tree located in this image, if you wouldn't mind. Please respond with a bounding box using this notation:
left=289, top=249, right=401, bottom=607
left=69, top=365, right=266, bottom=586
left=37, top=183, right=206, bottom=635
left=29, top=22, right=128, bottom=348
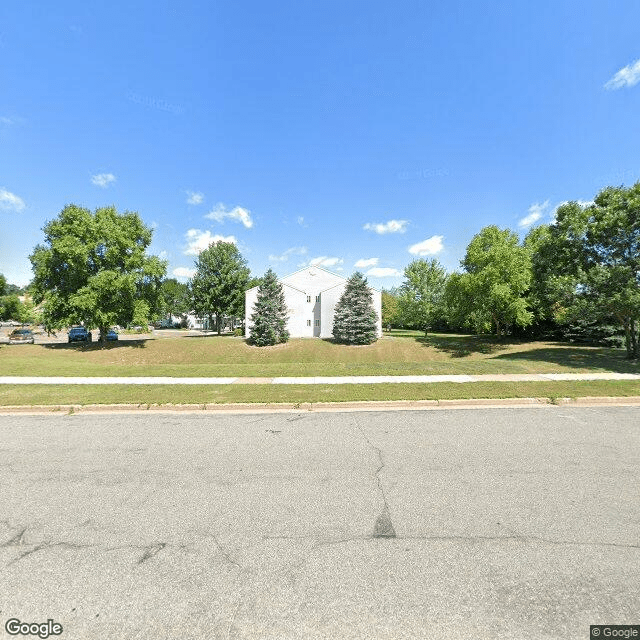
left=6, top=283, right=25, bottom=295
left=190, top=241, right=250, bottom=334
left=160, top=278, right=190, bottom=324
left=381, top=288, right=400, bottom=330
left=248, top=268, right=289, bottom=346
left=0, top=294, right=22, bottom=321
left=447, top=226, right=533, bottom=335
left=332, top=271, right=379, bottom=345
left=550, top=185, right=640, bottom=358
left=29, top=204, right=166, bottom=341
left=397, top=259, right=448, bottom=335
left=0, top=274, right=6, bottom=297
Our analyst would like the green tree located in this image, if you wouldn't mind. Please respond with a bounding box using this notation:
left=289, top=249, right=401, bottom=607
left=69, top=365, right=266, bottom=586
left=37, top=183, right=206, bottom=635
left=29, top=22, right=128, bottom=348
left=381, top=288, right=400, bottom=331
left=190, top=241, right=250, bottom=334
left=248, top=268, right=289, bottom=346
left=29, top=204, right=166, bottom=341
left=332, top=272, right=379, bottom=345
left=397, top=259, right=448, bottom=335
left=160, top=278, right=190, bottom=324
left=550, top=185, right=640, bottom=358
left=447, top=226, right=533, bottom=335
left=0, top=294, right=22, bottom=322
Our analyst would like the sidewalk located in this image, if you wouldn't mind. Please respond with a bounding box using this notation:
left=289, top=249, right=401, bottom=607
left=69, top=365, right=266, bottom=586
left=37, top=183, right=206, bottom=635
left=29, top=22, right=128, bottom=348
left=1, top=372, right=639, bottom=385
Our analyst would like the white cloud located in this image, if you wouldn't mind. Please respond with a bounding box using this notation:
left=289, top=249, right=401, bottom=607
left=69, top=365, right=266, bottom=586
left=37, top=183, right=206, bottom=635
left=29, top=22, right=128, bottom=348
left=91, top=173, right=116, bottom=188
left=205, top=203, right=253, bottom=228
left=408, top=235, right=444, bottom=256
left=296, top=216, right=306, bottom=226
left=363, top=219, right=408, bottom=234
left=186, top=191, right=204, bottom=205
left=0, top=188, right=25, bottom=212
left=184, top=229, right=237, bottom=255
left=269, top=246, right=308, bottom=262
left=309, top=256, right=344, bottom=267
left=354, top=257, right=379, bottom=268
left=604, top=59, right=640, bottom=90
left=519, top=200, right=550, bottom=228
left=173, top=267, right=196, bottom=279
left=366, top=267, right=403, bottom=277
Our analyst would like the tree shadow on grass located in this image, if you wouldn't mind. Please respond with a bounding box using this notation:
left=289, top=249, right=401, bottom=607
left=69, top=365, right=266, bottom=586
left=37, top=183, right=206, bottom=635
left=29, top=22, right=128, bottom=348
left=416, top=334, right=521, bottom=358
left=180, top=333, right=240, bottom=340
left=491, top=346, right=640, bottom=373
left=42, top=340, right=148, bottom=350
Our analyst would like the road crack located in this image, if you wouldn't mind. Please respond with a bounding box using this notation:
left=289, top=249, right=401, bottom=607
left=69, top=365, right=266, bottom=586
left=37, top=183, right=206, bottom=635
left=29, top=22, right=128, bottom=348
left=352, top=416, right=396, bottom=538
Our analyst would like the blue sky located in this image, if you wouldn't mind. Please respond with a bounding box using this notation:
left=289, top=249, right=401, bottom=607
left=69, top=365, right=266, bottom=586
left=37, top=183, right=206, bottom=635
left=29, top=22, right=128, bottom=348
left=1, top=1, right=639, bottom=288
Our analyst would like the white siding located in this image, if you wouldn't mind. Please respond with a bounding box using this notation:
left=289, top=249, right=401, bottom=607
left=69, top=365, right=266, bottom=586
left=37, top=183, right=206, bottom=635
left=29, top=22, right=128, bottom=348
left=245, top=266, right=382, bottom=340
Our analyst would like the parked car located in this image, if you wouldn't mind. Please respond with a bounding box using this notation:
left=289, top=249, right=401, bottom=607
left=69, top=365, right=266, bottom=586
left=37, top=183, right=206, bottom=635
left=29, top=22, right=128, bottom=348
left=9, top=328, right=34, bottom=344
left=68, top=326, right=92, bottom=343
left=106, top=328, right=118, bottom=341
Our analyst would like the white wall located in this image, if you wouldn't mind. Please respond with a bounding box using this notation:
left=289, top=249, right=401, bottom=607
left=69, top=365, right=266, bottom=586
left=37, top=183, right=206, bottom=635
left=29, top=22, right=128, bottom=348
left=245, top=267, right=382, bottom=340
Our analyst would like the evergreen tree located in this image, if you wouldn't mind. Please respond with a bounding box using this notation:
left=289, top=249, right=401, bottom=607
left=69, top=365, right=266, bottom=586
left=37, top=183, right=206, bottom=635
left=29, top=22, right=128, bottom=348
left=332, top=272, right=379, bottom=345
left=249, top=268, right=290, bottom=346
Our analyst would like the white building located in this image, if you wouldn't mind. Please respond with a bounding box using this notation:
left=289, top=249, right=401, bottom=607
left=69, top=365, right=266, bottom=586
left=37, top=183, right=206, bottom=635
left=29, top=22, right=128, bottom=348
left=245, top=266, right=382, bottom=339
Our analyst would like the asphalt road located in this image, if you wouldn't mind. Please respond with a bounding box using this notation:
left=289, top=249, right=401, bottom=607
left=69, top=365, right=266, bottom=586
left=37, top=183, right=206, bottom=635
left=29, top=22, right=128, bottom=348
left=0, top=408, right=638, bottom=639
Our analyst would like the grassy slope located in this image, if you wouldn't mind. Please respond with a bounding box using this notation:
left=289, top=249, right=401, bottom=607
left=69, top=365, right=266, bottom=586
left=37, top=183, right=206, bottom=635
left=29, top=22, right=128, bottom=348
left=1, top=331, right=639, bottom=377
left=1, top=381, right=640, bottom=406
left=1, top=331, right=638, bottom=405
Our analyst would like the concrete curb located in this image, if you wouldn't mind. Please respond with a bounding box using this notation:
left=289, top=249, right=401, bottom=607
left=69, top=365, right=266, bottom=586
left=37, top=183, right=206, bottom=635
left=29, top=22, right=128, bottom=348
left=1, top=396, right=639, bottom=415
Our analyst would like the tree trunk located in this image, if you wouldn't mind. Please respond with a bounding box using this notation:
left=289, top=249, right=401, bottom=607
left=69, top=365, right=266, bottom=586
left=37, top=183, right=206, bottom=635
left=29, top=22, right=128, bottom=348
left=217, top=315, right=222, bottom=335
left=493, top=314, right=501, bottom=337
left=631, top=318, right=639, bottom=359
left=621, top=316, right=632, bottom=358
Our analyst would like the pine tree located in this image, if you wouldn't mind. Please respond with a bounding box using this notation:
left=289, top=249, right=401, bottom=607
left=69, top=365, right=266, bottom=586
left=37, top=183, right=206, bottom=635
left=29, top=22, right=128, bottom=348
left=249, top=268, right=290, bottom=346
left=332, top=272, right=379, bottom=345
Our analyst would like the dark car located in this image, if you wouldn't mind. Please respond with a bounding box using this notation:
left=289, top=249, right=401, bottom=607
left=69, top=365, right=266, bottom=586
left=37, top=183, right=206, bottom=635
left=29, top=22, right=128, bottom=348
left=68, top=327, right=92, bottom=343
left=9, top=328, right=34, bottom=344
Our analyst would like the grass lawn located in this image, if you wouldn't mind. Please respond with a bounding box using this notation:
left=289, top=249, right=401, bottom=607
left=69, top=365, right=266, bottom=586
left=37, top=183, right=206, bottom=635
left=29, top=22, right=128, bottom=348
left=1, top=330, right=639, bottom=378
left=1, top=380, right=639, bottom=406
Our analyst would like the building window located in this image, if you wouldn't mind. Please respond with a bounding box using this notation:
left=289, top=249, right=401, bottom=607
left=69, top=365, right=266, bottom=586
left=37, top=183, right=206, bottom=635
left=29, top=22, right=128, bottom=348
left=307, top=319, right=311, bottom=326
left=315, top=295, right=320, bottom=302
left=315, top=320, right=320, bottom=327
left=307, top=296, right=311, bottom=303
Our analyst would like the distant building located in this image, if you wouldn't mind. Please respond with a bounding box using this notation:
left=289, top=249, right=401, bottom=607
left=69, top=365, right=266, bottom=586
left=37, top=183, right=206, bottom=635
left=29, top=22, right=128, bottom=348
left=245, top=266, right=382, bottom=339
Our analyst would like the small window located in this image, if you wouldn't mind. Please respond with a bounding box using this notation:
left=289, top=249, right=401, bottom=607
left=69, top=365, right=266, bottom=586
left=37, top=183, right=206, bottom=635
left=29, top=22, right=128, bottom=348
left=307, top=319, right=311, bottom=326
left=315, top=295, right=320, bottom=302
left=315, top=320, right=320, bottom=327
left=307, top=296, right=311, bottom=303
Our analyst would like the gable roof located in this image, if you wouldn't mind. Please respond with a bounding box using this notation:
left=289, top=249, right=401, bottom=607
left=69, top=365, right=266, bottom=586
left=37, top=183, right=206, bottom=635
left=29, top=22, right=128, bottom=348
left=245, top=265, right=380, bottom=294
left=279, top=265, right=347, bottom=282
